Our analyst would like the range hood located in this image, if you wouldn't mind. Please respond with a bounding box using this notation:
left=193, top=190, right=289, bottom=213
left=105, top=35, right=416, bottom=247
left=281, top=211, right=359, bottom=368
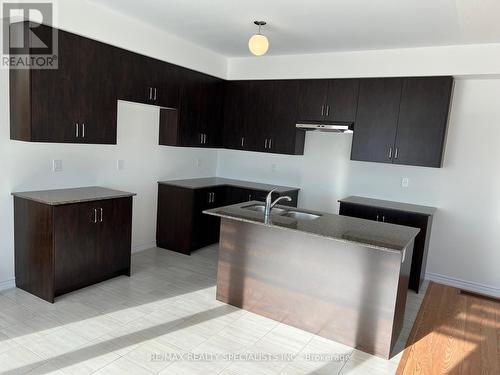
left=296, top=123, right=353, bottom=133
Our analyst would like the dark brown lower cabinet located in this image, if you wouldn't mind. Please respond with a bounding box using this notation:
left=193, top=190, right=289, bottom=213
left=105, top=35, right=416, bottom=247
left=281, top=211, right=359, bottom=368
left=339, top=198, right=435, bottom=293
left=157, top=181, right=299, bottom=255
left=14, top=196, right=133, bottom=303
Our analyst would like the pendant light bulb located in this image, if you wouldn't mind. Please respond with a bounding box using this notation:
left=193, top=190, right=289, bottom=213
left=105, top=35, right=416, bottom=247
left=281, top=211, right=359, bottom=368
left=249, top=21, right=269, bottom=56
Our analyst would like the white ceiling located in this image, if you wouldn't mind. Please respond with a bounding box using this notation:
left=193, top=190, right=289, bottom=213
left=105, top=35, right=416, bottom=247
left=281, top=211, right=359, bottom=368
left=91, top=0, right=500, bottom=57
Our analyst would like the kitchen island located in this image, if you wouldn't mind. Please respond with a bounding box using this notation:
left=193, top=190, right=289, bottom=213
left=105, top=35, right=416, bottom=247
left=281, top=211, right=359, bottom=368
left=204, top=202, right=420, bottom=359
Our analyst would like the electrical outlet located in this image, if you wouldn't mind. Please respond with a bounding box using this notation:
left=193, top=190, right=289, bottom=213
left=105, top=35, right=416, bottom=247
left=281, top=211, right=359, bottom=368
left=117, top=160, right=125, bottom=170
left=52, top=159, right=62, bottom=172
left=401, top=177, right=409, bottom=188
left=194, top=158, right=201, bottom=167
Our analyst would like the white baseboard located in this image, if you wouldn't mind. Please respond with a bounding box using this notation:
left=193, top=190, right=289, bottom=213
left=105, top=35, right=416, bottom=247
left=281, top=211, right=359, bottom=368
left=132, top=241, right=156, bottom=253
left=0, top=278, right=15, bottom=292
left=426, top=272, right=500, bottom=298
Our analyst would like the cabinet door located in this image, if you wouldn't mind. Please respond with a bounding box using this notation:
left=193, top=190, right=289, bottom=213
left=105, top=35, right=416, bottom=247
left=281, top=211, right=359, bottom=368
left=30, top=27, right=79, bottom=142
left=394, top=77, right=453, bottom=167
left=53, top=202, right=99, bottom=295
left=96, top=198, right=132, bottom=276
left=223, top=81, right=247, bottom=150
left=297, top=80, right=328, bottom=122
left=192, top=188, right=220, bottom=249
left=78, top=37, right=118, bottom=144
left=268, top=80, right=303, bottom=154
left=325, top=79, right=359, bottom=123
left=204, top=78, right=224, bottom=148
left=156, top=185, right=194, bottom=254
left=339, top=203, right=380, bottom=221
left=153, top=60, right=181, bottom=109
left=350, top=78, right=402, bottom=163
left=115, top=49, right=144, bottom=103
left=246, top=81, right=274, bottom=152
left=179, top=70, right=205, bottom=147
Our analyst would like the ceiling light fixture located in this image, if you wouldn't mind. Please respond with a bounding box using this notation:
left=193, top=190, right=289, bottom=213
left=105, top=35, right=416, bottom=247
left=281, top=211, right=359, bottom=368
left=248, top=21, right=269, bottom=56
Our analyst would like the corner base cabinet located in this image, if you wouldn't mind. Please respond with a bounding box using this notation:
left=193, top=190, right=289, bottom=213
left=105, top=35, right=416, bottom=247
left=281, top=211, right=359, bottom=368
left=157, top=178, right=300, bottom=255
left=13, top=193, right=134, bottom=303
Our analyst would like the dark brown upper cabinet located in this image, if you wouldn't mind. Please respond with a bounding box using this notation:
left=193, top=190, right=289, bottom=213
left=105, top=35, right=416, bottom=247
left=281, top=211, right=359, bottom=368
left=351, top=76, right=453, bottom=168
left=10, top=22, right=117, bottom=144
left=176, top=69, right=224, bottom=148
left=297, top=79, right=359, bottom=123
left=223, top=81, right=249, bottom=150
left=115, top=51, right=180, bottom=109
left=267, top=80, right=305, bottom=155
left=351, top=78, right=403, bottom=163
left=394, top=77, right=454, bottom=167
left=223, top=80, right=305, bottom=155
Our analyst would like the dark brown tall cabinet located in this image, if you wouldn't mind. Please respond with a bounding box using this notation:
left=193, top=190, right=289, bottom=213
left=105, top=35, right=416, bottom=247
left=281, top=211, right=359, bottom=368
left=10, top=22, right=117, bottom=144
left=351, top=76, right=453, bottom=167
left=13, top=193, right=134, bottom=303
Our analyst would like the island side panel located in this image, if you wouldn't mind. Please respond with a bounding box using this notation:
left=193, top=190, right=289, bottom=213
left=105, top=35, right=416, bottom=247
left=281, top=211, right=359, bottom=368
left=390, top=239, right=414, bottom=355
left=216, top=218, right=403, bottom=359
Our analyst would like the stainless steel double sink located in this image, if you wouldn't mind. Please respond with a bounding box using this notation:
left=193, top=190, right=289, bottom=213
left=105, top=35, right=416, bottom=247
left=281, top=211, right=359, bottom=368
left=243, top=204, right=321, bottom=221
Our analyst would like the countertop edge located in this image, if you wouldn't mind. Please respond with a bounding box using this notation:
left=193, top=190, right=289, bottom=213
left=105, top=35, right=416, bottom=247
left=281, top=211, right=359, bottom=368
left=339, top=196, right=436, bottom=216
left=158, top=179, right=300, bottom=192
left=11, top=191, right=137, bottom=206
left=204, top=210, right=417, bottom=255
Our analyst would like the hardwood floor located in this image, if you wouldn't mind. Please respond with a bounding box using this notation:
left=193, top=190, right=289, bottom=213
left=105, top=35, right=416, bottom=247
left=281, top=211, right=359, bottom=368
left=397, top=282, right=500, bottom=375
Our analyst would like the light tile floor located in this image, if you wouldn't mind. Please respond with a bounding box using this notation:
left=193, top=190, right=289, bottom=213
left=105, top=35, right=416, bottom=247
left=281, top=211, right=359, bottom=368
left=0, top=245, right=427, bottom=375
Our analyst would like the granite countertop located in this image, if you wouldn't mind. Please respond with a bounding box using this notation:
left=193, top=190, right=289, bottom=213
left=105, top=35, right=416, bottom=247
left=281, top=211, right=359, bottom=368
left=339, top=196, right=437, bottom=216
left=158, top=177, right=299, bottom=193
left=204, top=202, right=420, bottom=253
left=12, top=186, right=136, bottom=205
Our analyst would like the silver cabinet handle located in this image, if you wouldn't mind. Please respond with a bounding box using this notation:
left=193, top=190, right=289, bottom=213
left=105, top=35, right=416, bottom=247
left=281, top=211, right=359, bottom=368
left=93, top=208, right=97, bottom=223
left=241, top=137, right=245, bottom=147
left=376, top=214, right=379, bottom=221
left=154, top=88, right=157, bottom=101
left=264, top=139, right=268, bottom=149
left=382, top=215, right=385, bottom=222
left=75, top=123, right=79, bottom=138
left=269, top=138, right=272, bottom=149
left=148, top=87, right=152, bottom=100
left=326, top=105, right=330, bottom=117
left=388, top=147, right=393, bottom=159
left=321, top=105, right=325, bottom=117
left=204, top=133, right=207, bottom=144
left=208, top=192, right=212, bottom=203
left=248, top=194, right=252, bottom=201
left=99, top=208, right=103, bottom=222
left=212, top=192, right=215, bottom=203
left=82, top=123, right=85, bottom=138
left=394, top=147, right=399, bottom=159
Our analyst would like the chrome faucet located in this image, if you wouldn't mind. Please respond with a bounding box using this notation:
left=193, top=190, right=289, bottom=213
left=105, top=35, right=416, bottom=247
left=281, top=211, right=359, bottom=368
left=264, top=188, right=292, bottom=219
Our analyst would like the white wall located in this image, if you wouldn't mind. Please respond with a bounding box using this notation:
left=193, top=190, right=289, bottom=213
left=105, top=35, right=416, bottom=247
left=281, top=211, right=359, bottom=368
left=228, top=43, right=500, bottom=80
left=217, top=78, right=500, bottom=296
left=54, top=0, right=227, bottom=78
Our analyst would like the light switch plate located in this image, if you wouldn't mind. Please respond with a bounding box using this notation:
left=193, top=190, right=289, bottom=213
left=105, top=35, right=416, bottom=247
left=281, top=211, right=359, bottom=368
left=401, top=177, right=409, bottom=188
left=117, top=160, right=125, bottom=170
left=53, top=159, right=62, bottom=172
